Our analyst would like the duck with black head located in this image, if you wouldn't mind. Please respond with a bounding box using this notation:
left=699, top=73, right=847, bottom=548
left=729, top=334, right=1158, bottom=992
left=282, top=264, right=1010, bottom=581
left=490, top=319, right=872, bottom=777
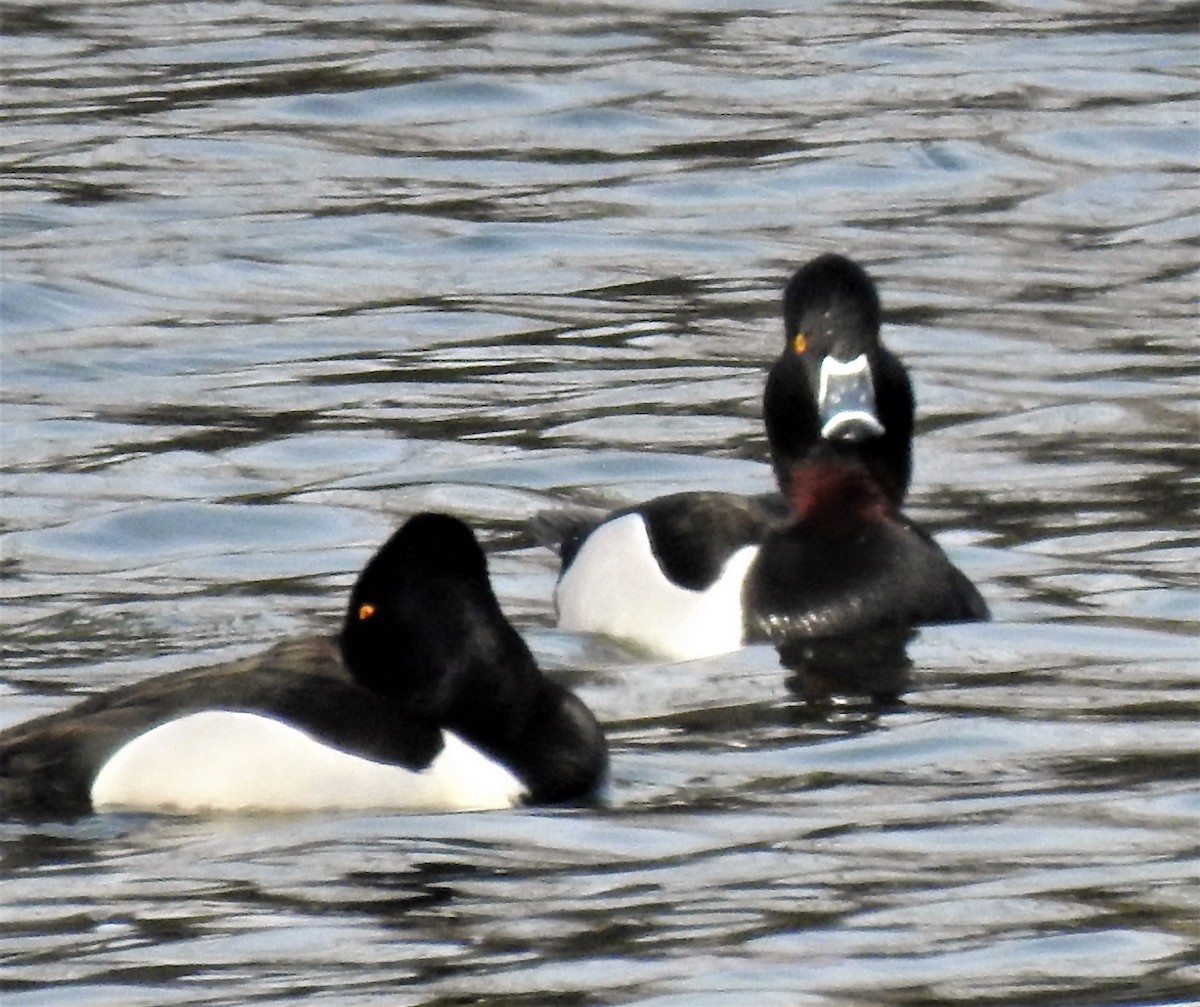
left=0, top=513, right=608, bottom=819
left=533, top=253, right=985, bottom=664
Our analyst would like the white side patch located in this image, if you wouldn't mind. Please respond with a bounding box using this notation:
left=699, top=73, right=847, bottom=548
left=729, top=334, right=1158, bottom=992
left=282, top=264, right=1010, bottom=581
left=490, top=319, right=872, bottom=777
left=90, top=711, right=528, bottom=814
left=555, top=513, right=757, bottom=661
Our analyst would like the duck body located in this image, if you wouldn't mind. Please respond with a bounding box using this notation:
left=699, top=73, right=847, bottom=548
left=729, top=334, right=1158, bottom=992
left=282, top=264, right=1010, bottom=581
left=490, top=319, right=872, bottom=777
left=548, top=460, right=986, bottom=662
left=0, top=514, right=608, bottom=819
left=537, top=254, right=985, bottom=660
left=745, top=462, right=989, bottom=646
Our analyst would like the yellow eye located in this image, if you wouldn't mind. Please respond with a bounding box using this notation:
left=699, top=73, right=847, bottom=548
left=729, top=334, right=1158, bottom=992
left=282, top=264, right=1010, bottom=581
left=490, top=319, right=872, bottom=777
left=357, top=603, right=376, bottom=621
left=793, top=333, right=807, bottom=354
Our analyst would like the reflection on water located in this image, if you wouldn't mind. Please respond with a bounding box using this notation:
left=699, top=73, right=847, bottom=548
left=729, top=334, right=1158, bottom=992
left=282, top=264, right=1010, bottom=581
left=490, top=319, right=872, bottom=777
left=2, top=1, right=1198, bottom=1005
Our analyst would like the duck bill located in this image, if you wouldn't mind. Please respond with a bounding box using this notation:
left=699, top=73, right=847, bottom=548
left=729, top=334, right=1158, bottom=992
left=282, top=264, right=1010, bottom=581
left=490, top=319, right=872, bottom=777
left=817, top=353, right=886, bottom=441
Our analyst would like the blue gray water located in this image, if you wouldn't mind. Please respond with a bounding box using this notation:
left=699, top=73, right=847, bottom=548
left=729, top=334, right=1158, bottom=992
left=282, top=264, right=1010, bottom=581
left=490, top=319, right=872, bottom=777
left=2, top=2, right=1198, bottom=1004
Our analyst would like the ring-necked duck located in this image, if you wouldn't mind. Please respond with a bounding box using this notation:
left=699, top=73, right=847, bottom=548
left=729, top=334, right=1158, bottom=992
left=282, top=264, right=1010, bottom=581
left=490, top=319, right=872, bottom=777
left=534, top=254, right=985, bottom=660
left=0, top=513, right=608, bottom=818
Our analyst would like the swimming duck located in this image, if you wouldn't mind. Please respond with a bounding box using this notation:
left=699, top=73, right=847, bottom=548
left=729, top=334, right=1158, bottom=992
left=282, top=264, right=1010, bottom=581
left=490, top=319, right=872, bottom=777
left=0, top=513, right=608, bottom=818
left=535, top=254, right=985, bottom=661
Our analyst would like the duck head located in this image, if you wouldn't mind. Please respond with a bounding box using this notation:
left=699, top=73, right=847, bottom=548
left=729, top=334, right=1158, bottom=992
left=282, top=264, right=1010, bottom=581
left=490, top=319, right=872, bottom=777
left=340, top=513, right=542, bottom=743
left=764, top=254, right=915, bottom=504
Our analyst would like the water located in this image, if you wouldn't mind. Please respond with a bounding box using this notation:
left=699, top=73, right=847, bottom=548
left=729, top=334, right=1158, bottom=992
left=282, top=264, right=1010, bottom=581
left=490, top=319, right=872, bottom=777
left=2, top=1, right=1198, bottom=1003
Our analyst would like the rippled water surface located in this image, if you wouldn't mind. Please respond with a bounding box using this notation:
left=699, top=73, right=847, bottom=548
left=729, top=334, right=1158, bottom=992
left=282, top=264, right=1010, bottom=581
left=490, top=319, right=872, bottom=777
left=2, top=1, right=1198, bottom=1004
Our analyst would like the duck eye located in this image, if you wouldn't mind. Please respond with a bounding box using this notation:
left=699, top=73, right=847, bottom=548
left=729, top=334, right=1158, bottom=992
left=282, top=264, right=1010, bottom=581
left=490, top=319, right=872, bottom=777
left=793, top=333, right=807, bottom=354
left=357, top=603, right=376, bottom=621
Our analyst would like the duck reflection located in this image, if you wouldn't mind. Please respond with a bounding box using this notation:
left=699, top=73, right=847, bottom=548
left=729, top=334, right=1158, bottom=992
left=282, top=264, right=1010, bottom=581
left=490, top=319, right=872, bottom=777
left=778, top=627, right=914, bottom=707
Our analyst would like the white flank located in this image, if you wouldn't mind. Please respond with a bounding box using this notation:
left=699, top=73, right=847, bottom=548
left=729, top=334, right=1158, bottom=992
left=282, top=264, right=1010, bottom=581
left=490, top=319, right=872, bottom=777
left=555, top=512, right=757, bottom=661
left=90, top=711, right=528, bottom=814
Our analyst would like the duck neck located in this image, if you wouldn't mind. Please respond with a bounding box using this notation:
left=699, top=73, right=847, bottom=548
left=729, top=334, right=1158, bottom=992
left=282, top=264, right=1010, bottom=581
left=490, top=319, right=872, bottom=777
left=468, top=678, right=608, bottom=804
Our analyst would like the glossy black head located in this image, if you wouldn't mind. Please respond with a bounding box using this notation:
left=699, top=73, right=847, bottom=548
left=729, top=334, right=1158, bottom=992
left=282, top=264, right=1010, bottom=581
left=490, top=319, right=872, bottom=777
left=340, top=513, right=541, bottom=741
left=783, top=254, right=882, bottom=359
left=764, top=254, right=914, bottom=503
